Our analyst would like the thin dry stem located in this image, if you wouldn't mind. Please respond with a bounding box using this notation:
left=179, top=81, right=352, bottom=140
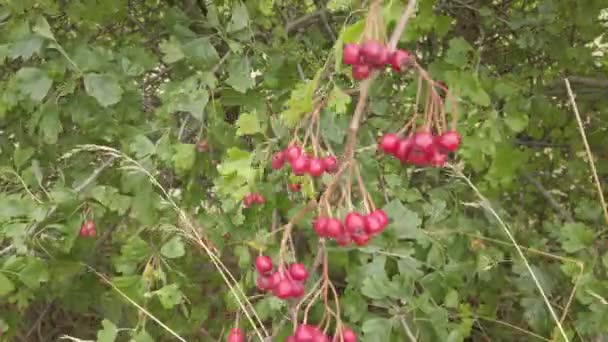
left=564, top=78, right=608, bottom=227
left=451, top=166, right=569, bottom=342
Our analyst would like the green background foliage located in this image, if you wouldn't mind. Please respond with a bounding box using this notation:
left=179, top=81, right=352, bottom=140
left=0, top=0, right=607, bottom=341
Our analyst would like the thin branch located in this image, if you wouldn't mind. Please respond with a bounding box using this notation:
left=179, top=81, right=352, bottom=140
left=564, top=78, right=608, bottom=227
left=522, top=172, right=574, bottom=222
left=285, top=9, right=329, bottom=34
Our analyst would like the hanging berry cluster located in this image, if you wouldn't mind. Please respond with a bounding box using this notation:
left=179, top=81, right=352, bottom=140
left=373, top=56, right=462, bottom=167
left=255, top=256, right=309, bottom=300
left=273, top=145, right=339, bottom=177
left=79, top=220, right=96, bottom=238
left=313, top=209, right=388, bottom=247
left=378, top=129, right=461, bottom=167
left=344, top=41, right=413, bottom=80
left=242, top=192, right=265, bottom=207
left=286, top=324, right=357, bottom=342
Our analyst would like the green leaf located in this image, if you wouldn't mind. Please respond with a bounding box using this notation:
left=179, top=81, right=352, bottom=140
left=97, top=319, right=118, bottom=342
left=84, top=73, right=123, bottom=107
left=236, top=112, right=262, bottom=136
left=160, top=236, right=185, bottom=259
left=445, top=37, right=472, bottom=66
left=38, top=102, right=63, bottom=144
left=504, top=111, right=529, bottom=132
left=15, top=67, right=53, bottom=102
left=32, top=16, right=55, bottom=40
left=559, top=222, right=595, bottom=253
left=328, top=86, right=351, bottom=114
left=19, top=258, right=49, bottom=290
left=445, top=289, right=459, bottom=308
left=172, top=144, right=196, bottom=174
left=362, top=317, right=393, bottom=342
left=9, top=35, right=43, bottom=60
left=383, top=200, right=425, bottom=243
left=160, top=37, right=184, bottom=64
left=129, top=135, right=156, bottom=159
left=281, top=82, right=314, bottom=127
left=227, top=2, right=249, bottom=32
left=153, top=284, right=183, bottom=309
left=131, top=330, right=154, bottom=342
left=226, top=56, right=254, bottom=93
left=0, top=273, right=15, bottom=296
left=13, top=146, right=35, bottom=168
left=182, top=37, right=219, bottom=64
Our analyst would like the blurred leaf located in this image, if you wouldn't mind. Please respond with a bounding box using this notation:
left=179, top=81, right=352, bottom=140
left=236, top=112, right=262, bottom=136
left=226, top=56, right=254, bottom=93
left=161, top=236, right=185, bottom=259
left=153, top=284, right=183, bottom=309
left=84, top=73, right=123, bottom=107
left=15, top=67, right=52, bottom=102
left=97, top=319, right=118, bottom=342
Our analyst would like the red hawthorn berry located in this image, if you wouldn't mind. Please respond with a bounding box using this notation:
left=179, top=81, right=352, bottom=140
left=395, top=137, right=414, bottom=162
left=288, top=183, right=301, bottom=192
left=360, top=40, right=384, bottom=64
left=344, top=212, right=366, bottom=235
left=407, top=149, right=429, bottom=166
left=254, top=193, right=265, bottom=204
left=372, top=209, right=388, bottom=227
left=437, top=130, right=461, bottom=152
left=273, top=279, right=293, bottom=299
left=227, top=328, right=244, bottom=342
left=352, top=233, right=371, bottom=246
left=288, top=263, right=309, bottom=281
left=272, top=151, right=286, bottom=169
left=295, top=325, right=318, bottom=342
left=389, top=49, right=412, bottom=72
left=379, top=133, right=400, bottom=154
left=325, top=218, right=344, bottom=238
left=290, top=281, right=305, bottom=297
left=334, top=327, right=358, bottom=342
left=286, top=146, right=302, bottom=163
left=413, top=131, right=435, bottom=154
left=313, top=216, right=329, bottom=237
left=292, top=155, right=310, bottom=176
left=323, top=156, right=339, bottom=173
left=343, top=43, right=361, bottom=65
left=255, top=255, right=273, bottom=275
left=335, top=233, right=352, bottom=247
left=364, top=214, right=384, bottom=235
left=430, top=150, right=448, bottom=167
left=308, top=158, right=326, bottom=177
left=196, top=139, right=209, bottom=153
left=256, top=274, right=273, bottom=291
left=352, top=64, right=371, bottom=80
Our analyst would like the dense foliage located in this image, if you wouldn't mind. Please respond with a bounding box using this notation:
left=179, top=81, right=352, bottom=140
left=0, top=0, right=607, bottom=341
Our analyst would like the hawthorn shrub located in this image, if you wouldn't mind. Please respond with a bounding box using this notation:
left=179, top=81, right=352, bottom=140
left=1, top=1, right=608, bottom=342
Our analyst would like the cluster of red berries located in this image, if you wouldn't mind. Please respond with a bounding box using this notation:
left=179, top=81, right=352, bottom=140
left=227, top=328, right=244, bottom=342
left=343, top=40, right=413, bottom=80
left=286, top=325, right=357, bottom=342
left=79, top=220, right=97, bottom=238
left=255, top=256, right=309, bottom=300
left=243, top=193, right=265, bottom=208
left=272, top=145, right=339, bottom=177
left=313, top=209, right=388, bottom=247
left=378, top=130, right=461, bottom=167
